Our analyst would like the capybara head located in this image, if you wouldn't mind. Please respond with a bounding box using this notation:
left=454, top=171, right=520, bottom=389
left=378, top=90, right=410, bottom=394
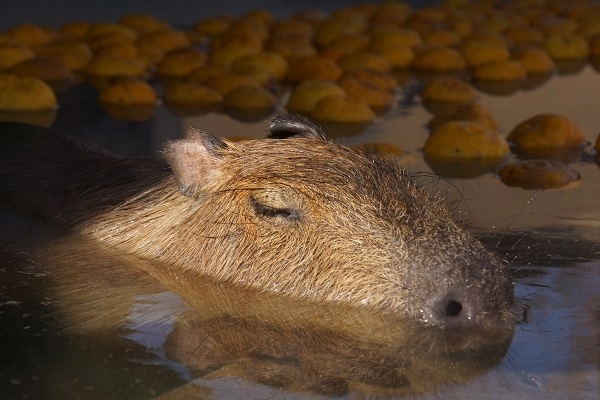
left=93, top=114, right=514, bottom=330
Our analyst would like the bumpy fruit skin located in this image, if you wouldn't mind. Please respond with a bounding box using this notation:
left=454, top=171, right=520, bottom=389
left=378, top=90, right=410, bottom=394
left=156, top=48, right=207, bottom=78
left=10, top=57, right=72, bottom=83
left=353, top=142, right=405, bottom=159
left=85, top=55, right=146, bottom=77
left=427, top=103, right=498, bottom=131
left=421, top=77, right=477, bottom=103
left=163, top=82, right=223, bottom=106
left=412, top=47, right=467, bottom=71
left=339, top=76, right=394, bottom=109
left=592, top=36, right=600, bottom=58
left=99, top=79, right=157, bottom=105
left=5, top=23, right=53, bottom=47
left=507, top=114, right=587, bottom=153
left=513, top=46, right=556, bottom=74
left=224, top=85, right=277, bottom=110
left=460, top=33, right=510, bottom=67
left=543, top=34, right=590, bottom=60
left=232, top=52, right=288, bottom=82
left=312, top=95, right=375, bottom=123
left=0, top=74, right=57, bottom=111
left=0, top=43, right=35, bottom=69
left=472, top=60, right=527, bottom=81
left=424, top=121, right=509, bottom=160
left=498, top=159, right=581, bottom=190
left=286, top=81, right=346, bottom=114
left=285, top=56, right=343, bottom=83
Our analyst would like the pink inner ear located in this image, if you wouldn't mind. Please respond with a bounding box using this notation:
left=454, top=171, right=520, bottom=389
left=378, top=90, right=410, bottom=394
left=163, top=138, right=222, bottom=196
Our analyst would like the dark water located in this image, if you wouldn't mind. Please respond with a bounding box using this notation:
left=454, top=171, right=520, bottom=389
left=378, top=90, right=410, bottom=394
left=0, top=0, right=439, bottom=30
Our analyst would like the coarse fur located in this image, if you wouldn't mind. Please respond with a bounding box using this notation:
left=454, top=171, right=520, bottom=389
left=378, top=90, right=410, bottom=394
left=0, top=114, right=513, bottom=329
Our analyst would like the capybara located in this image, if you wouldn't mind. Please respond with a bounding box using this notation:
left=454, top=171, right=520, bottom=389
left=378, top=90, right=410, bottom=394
left=0, top=114, right=514, bottom=329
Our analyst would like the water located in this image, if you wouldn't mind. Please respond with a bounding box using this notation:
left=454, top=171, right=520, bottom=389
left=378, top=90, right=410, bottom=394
left=1, top=222, right=598, bottom=399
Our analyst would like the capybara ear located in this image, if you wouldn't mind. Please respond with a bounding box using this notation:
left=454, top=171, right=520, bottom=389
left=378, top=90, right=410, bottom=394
left=268, top=113, right=327, bottom=140
left=163, top=128, right=227, bottom=196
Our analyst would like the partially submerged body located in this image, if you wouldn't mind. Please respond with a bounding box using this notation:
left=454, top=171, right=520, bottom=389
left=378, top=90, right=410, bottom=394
left=0, top=114, right=514, bottom=330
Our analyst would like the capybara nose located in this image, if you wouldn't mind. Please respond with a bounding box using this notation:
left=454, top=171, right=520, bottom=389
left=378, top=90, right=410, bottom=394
left=429, top=292, right=476, bottom=328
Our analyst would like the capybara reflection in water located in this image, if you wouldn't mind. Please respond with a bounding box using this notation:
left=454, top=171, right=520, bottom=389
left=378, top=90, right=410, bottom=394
left=0, top=114, right=513, bottom=329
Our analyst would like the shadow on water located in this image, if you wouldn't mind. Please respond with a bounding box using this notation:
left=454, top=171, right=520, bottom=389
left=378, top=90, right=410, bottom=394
left=1, top=227, right=515, bottom=399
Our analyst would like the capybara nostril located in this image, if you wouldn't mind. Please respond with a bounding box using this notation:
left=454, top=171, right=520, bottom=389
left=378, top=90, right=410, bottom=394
left=428, top=293, right=477, bottom=327
left=442, top=299, right=463, bottom=317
